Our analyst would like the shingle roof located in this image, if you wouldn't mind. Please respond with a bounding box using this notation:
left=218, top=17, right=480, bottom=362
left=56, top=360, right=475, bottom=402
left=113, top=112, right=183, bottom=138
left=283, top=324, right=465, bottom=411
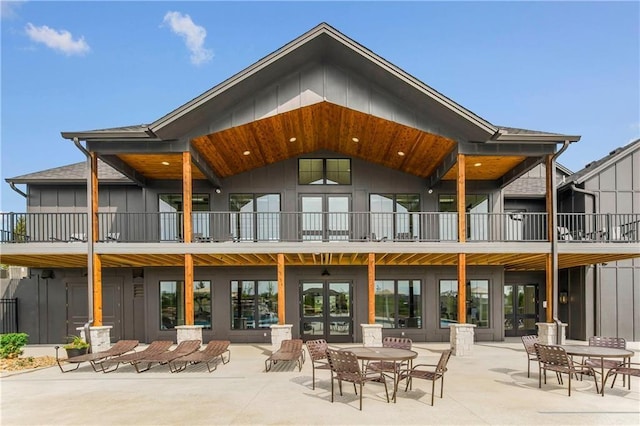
left=6, top=159, right=131, bottom=184
left=562, top=138, right=640, bottom=186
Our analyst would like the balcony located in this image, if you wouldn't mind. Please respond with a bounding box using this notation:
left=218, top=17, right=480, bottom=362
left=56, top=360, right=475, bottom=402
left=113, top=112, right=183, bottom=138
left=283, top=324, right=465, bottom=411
left=2, top=211, right=637, bottom=244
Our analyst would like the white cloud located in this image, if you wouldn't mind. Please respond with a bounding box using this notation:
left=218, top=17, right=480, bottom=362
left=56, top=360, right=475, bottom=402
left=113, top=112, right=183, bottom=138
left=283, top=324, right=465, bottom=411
left=1, top=0, right=26, bottom=20
left=163, top=11, right=213, bottom=65
left=25, top=23, right=90, bottom=56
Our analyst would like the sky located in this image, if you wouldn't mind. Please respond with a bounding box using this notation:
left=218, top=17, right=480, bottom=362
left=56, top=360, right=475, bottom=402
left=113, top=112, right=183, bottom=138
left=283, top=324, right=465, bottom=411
left=1, top=1, right=639, bottom=213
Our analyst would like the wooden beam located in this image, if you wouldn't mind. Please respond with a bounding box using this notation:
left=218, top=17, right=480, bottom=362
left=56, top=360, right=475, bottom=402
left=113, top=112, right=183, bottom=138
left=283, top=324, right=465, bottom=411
left=93, top=253, right=102, bottom=326
left=184, top=253, right=194, bottom=325
left=457, top=253, right=466, bottom=324
left=277, top=253, right=285, bottom=324
left=182, top=152, right=192, bottom=243
left=457, top=153, right=466, bottom=243
left=545, top=253, right=553, bottom=323
left=368, top=253, right=375, bottom=324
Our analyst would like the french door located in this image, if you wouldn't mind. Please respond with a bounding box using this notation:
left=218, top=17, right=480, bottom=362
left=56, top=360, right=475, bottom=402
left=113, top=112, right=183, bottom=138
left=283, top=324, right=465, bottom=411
left=504, top=284, right=538, bottom=337
left=301, top=195, right=350, bottom=241
left=300, top=281, right=353, bottom=343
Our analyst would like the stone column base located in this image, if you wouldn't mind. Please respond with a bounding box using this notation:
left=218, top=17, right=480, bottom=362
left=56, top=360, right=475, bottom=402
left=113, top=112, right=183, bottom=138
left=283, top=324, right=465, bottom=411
left=78, top=326, right=111, bottom=353
left=361, top=324, right=383, bottom=347
left=270, top=324, right=292, bottom=352
left=449, top=324, right=476, bottom=357
left=175, top=325, right=204, bottom=344
left=536, top=322, right=567, bottom=345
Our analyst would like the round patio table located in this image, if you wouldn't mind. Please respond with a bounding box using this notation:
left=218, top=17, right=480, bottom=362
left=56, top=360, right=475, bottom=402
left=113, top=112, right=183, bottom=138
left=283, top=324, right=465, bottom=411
left=340, top=346, right=418, bottom=402
left=561, top=345, right=634, bottom=396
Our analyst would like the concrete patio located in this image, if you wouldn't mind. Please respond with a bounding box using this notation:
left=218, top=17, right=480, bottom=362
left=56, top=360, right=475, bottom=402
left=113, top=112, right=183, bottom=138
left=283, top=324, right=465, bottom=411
left=1, top=339, right=638, bottom=425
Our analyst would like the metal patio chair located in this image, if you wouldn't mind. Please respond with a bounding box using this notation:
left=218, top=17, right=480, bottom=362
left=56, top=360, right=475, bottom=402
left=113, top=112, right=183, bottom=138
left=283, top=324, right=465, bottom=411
left=534, top=343, right=599, bottom=396
left=305, top=339, right=331, bottom=389
left=396, top=349, right=452, bottom=406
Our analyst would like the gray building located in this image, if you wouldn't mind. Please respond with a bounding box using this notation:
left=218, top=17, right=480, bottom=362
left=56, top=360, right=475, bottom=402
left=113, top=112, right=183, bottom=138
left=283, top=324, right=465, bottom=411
left=1, top=24, right=638, bottom=346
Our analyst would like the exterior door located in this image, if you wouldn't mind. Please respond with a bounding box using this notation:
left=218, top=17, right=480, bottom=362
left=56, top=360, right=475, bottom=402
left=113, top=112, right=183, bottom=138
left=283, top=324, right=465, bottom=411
left=301, top=195, right=350, bottom=241
left=67, top=279, right=123, bottom=341
left=504, top=284, right=538, bottom=337
left=300, top=281, right=352, bottom=343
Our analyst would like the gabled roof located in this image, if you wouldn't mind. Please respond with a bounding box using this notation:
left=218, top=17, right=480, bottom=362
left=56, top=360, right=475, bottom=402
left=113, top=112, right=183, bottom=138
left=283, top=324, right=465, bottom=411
left=6, top=159, right=131, bottom=184
left=562, top=138, right=640, bottom=187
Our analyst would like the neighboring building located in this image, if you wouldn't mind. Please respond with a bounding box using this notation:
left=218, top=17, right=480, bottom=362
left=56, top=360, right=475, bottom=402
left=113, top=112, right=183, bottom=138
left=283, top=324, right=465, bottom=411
left=1, top=23, right=638, bottom=345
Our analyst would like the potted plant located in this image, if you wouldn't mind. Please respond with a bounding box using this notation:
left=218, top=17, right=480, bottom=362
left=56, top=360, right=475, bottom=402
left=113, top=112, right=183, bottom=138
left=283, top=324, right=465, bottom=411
left=63, top=335, right=90, bottom=358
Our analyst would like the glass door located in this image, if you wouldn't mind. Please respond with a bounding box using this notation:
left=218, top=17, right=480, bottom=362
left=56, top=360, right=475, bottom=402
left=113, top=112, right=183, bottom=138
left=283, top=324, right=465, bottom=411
left=301, top=195, right=350, bottom=241
left=300, top=281, right=352, bottom=343
left=504, top=284, right=538, bottom=337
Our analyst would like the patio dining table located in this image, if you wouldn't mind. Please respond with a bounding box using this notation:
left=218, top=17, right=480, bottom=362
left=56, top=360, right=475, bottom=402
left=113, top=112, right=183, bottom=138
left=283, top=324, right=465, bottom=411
left=561, top=344, right=634, bottom=396
left=340, top=346, right=418, bottom=402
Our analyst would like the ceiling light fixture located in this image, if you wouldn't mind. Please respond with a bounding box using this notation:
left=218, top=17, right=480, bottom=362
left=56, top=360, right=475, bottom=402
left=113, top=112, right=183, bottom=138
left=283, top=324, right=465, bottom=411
left=397, top=151, right=405, bottom=156
left=474, top=162, right=482, bottom=167
left=215, top=188, right=222, bottom=194
left=352, top=137, right=359, bottom=143
left=289, top=137, right=297, bottom=142
left=243, top=150, right=250, bottom=156
left=161, top=161, right=170, bottom=166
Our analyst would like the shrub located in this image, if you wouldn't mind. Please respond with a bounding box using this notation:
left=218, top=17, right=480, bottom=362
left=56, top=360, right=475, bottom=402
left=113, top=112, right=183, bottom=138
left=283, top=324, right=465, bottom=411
left=0, top=333, right=29, bottom=359
left=63, top=335, right=89, bottom=350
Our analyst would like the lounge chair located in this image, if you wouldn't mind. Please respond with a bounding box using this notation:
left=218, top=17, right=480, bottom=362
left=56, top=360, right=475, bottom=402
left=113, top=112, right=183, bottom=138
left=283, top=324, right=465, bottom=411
left=133, top=340, right=202, bottom=373
left=170, top=340, right=231, bottom=373
left=55, top=339, right=139, bottom=373
left=265, top=339, right=305, bottom=372
left=100, top=340, right=173, bottom=373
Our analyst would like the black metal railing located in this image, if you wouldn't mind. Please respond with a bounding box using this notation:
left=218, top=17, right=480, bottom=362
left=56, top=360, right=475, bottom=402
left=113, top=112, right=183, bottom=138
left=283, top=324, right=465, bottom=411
left=1, top=211, right=637, bottom=244
left=0, top=298, right=18, bottom=334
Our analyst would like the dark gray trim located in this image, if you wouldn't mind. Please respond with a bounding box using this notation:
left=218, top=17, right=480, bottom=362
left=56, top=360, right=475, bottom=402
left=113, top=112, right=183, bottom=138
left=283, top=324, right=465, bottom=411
left=427, top=147, right=459, bottom=189
left=86, top=139, right=188, bottom=154
left=459, top=142, right=557, bottom=156
left=190, top=146, right=223, bottom=189
left=499, top=157, right=543, bottom=188
left=100, top=155, right=147, bottom=187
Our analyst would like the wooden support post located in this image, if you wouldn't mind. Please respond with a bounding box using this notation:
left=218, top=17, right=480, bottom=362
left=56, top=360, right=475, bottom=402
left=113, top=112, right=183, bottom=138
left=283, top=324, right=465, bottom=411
left=545, top=253, right=553, bottom=323
left=184, top=253, right=194, bottom=325
left=93, top=253, right=102, bottom=326
left=182, top=152, right=192, bottom=243
left=457, top=253, right=466, bottom=324
left=368, top=253, right=375, bottom=324
left=457, top=153, right=466, bottom=243
left=277, top=253, right=285, bottom=324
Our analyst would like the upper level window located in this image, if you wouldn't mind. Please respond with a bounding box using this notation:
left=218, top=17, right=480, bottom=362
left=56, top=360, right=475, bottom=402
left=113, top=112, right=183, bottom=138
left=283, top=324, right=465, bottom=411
left=230, top=194, right=280, bottom=241
left=299, top=159, right=351, bottom=185
left=370, top=194, right=420, bottom=240
left=438, top=194, right=489, bottom=240
left=159, top=194, right=210, bottom=241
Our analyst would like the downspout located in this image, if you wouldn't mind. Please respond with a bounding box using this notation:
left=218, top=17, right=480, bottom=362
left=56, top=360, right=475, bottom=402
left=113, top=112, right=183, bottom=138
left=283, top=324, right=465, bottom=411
left=9, top=182, right=27, bottom=198
left=551, top=141, right=572, bottom=344
left=73, top=137, right=94, bottom=346
left=569, top=183, right=598, bottom=338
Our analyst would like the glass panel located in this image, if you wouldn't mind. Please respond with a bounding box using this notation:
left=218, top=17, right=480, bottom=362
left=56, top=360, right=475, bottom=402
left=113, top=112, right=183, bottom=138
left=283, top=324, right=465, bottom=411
left=522, top=285, right=537, bottom=316
left=302, top=283, right=324, bottom=317
left=395, top=194, right=420, bottom=239
left=231, top=280, right=255, bottom=329
left=467, top=195, right=489, bottom=240
left=398, top=280, right=421, bottom=328
left=303, top=321, right=324, bottom=335
left=257, top=281, right=278, bottom=328
left=159, top=195, right=180, bottom=241
left=326, top=159, right=351, bottom=185
left=370, top=194, right=394, bottom=241
left=506, top=211, right=524, bottom=241
left=374, top=280, right=395, bottom=328
left=504, top=285, right=514, bottom=330
left=193, top=280, right=211, bottom=329
left=329, top=282, right=350, bottom=336
left=230, top=195, right=254, bottom=241
left=469, top=279, right=489, bottom=327
left=299, top=159, right=324, bottom=185
left=256, top=194, right=280, bottom=241
left=439, top=280, right=458, bottom=327
left=160, top=280, right=184, bottom=330
left=327, top=196, right=350, bottom=241
left=438, top=195, right=457, bottom=240
left=302, top=197, right=323, bottom=241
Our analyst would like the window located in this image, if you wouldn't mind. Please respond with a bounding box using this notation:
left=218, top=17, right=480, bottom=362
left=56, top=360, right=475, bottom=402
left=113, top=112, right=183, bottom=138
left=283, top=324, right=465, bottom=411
left=438, top=194, right=488, bottom=240
left=160, top=280, right=211, bottom=330
left=374, top=279, right=422, bottom=328
left=230, top=194, right=280, bottom=241
left=298, top=159, right=351, bottom=185
left=370, top=194, right=420, bottom=240
left=439, top=279, right=490, bottom=328
left=159, top=194, right=210, bottom=241
left=231, top=280, right=278, bottom=330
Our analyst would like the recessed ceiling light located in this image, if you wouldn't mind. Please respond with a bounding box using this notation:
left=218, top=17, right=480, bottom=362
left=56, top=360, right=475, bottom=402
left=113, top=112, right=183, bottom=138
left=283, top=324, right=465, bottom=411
left=397, top=151, right=405, bottom=156
left=289, top=137, right=297, bottom=142
left=243, top=150, right=250, bottom=156
left=352, top=137, right=359, bottom=143
left=474, top=162, right=482, bottom=167
left=161, top=161, right=170, bottom=166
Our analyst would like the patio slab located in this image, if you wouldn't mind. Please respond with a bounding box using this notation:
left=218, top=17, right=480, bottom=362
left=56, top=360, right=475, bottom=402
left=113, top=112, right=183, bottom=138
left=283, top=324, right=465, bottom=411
left=1, top=339, right=638, bottom=425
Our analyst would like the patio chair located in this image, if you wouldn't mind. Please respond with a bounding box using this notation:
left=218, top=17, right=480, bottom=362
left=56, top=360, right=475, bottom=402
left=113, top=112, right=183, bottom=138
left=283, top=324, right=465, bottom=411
left=100, top=340, right=173, bottom=373
left=534, top=343, right=599, bottom=396
left=396, top=349, right=452, bottom=406
left=521, top=335, right=539, bottom=378
left=133, top=340, right=202, bottom=373
left=326, top=348, right=389, bottom=411
left=55, top=339, right=139, bottom=373
left=603, top=363, right=640, bottom=395
left=265, top=339, right=305, bottom=372
left=585, top=336, right=627, bottom=387
left=305, top=339, right=331, bottom=389
left=365, top=336, right=412, bottom=377
left=170, top=340, right=230, bottom=373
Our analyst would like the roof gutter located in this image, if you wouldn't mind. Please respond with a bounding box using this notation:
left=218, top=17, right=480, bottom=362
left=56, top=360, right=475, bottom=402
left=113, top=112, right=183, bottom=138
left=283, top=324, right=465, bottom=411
left=550, top=140, right=572, bottom=344
left=8, top=182, right=27, bottom=198
left=73, top=137, right=94, bottom=343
